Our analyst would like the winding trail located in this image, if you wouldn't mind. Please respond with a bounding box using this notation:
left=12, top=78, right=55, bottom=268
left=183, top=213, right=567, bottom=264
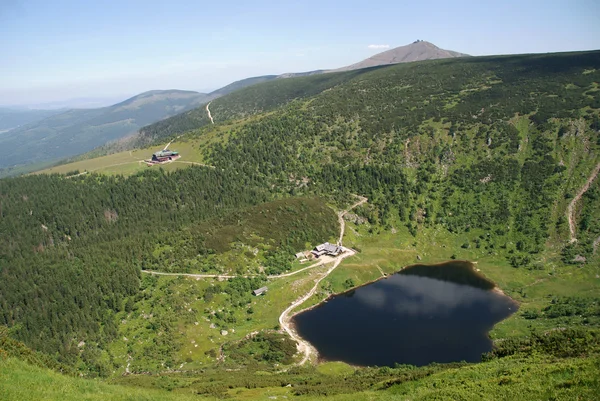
left=90, top=160, right=145, bottom=172
left=280, top=195, right=367, bottom=365
left=66, top=158, right=214, bottom=178
left=142, top=258, right=328, bottom=280
left=337, top=196, right=368, bottom=245
left=66, top=161, right=145, bottom=177
left=278, top=249, right=355, bottom=365
left=172, top=160, right=215, bottom=169
left=206, top=102, right=214, bottom=124
left=567, top=162, right=600, bottom=243
left=143, top=271, right=252, bottom=279
left=65, top=171, right=88, bottom=178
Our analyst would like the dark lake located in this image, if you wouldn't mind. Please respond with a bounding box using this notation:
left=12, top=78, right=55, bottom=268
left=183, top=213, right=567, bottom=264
left=292, top=261, right=518, bottom=367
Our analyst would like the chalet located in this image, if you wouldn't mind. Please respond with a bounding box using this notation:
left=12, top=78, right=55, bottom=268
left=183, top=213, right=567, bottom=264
left=252, top=286, right=268, bottom=296
left=311, top=242, right=343, bottom=258
left=151, top=149, right=180, bottom=163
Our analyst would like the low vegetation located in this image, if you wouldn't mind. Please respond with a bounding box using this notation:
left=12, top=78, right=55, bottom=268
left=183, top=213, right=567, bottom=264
left=222, top=331, right=297, bottom=367
left=3, top=326, right=599, bottom=399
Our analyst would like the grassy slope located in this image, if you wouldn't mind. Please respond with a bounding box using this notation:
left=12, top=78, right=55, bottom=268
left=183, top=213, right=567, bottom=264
left=4, top=352, right=597, bottom=401
left=107, top=261, right=336, bottom=373
left=0, top=358, right=203, bottom=401
left=0, top=91, right=208, bottom=176
left=35, top=111, right=252, bottom=176
left=224, top=355, right=600, bottom=400
left=36, top=139, right=206, bottom=176
left=382, top=355, right=600, bottom=401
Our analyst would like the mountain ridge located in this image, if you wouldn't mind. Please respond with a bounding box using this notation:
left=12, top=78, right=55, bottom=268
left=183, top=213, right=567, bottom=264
left=205, top=41, right=467, bottom=100
left=0, top=108, right=63, bottom=132
left=1, top=40, right=467, bottom=175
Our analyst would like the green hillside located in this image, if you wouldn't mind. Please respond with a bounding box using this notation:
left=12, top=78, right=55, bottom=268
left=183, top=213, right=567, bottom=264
left=0, top=358, right=200, bottom=401
left=0, top=90, right=209, bottom=177
left=1, top=50, right=600, bottom=399
left=208, top=75, right=278, bottom=97
left=3, top=329, right=599, bottom=400
left=133, top=67, right=381, bottom=147
left=0, top=107, right=62, bottom=132
left=197, top=51, right=600, bottom=263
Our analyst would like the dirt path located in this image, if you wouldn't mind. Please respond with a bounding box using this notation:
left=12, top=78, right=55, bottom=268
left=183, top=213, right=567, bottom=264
left=206, top=102, right=214, bottom=124
left=522, top=277, right=548, bottom=289
left=337, top=195, right=368, bottom=245
left=142, top=258, right=328, bottom=280
left=142, top=271, right=252, bottom=279
left=278, top=249, right=355, bottom=365
left=66, top=159, right=214, bottom=178
left=281, top=195, right=366, bottom=365
left=89, top=160, right=145, bottom=172
left=65, top=171, right=88, bottom=178
left=567, top=162, right=600, bottom=242
left=272, top=259, right=327, bottom=277
left=594, top=236, right=600, bottom=255
left=172, top=160, right=215, bottom=169
left=67, top=161, right=145, bottom=177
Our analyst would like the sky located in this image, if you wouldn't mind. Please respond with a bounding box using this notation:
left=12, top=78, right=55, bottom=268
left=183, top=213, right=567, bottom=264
left=1, top=0, right=599, bottom=108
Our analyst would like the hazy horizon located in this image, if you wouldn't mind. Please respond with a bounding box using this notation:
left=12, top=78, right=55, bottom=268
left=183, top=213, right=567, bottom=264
left=2, top=0, right=599, bottom=108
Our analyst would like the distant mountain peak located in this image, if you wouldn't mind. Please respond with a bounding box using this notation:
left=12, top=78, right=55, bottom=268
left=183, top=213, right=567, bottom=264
left=333, top=41, right=469, bottom=72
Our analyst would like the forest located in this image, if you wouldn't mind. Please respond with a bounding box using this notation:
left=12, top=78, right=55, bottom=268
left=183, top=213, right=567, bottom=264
left=0, top=168, right=335, bottom=371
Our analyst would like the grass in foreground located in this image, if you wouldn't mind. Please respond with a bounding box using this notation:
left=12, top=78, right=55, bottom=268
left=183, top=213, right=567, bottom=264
left=5, top=350, right=597, bottom=401
left=0, top=358, right=203, bottom=401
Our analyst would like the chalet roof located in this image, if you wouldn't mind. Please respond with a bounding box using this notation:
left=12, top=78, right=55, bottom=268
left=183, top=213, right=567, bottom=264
left=252, top=286, right=268, bottom=295
left=313, top=242, right=343, bottom=255
left=315, top=242, right=340, bottom=251
left=153, top=150, right=179, bottom=157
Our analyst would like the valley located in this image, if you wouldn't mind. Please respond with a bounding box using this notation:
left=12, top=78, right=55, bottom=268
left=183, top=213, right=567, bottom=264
left=1, top=49, right=600, bottom=400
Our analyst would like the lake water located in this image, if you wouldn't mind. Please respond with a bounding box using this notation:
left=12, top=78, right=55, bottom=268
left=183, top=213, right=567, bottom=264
left=292, top=261, right=518, bottom=367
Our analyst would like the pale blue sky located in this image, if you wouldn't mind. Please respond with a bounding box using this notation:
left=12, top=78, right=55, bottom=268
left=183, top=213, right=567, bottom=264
left=1, top=0, right=599, bottom=107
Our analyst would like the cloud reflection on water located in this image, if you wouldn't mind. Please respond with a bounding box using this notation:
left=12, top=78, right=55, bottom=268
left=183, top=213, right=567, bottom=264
left=354, top=274, right=513, bottom=317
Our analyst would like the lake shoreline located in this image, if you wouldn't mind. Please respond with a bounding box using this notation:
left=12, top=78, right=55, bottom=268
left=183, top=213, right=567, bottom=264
left=292, top=259, right=509, bottom=319
left=291, top=259, right=519, bottom=367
